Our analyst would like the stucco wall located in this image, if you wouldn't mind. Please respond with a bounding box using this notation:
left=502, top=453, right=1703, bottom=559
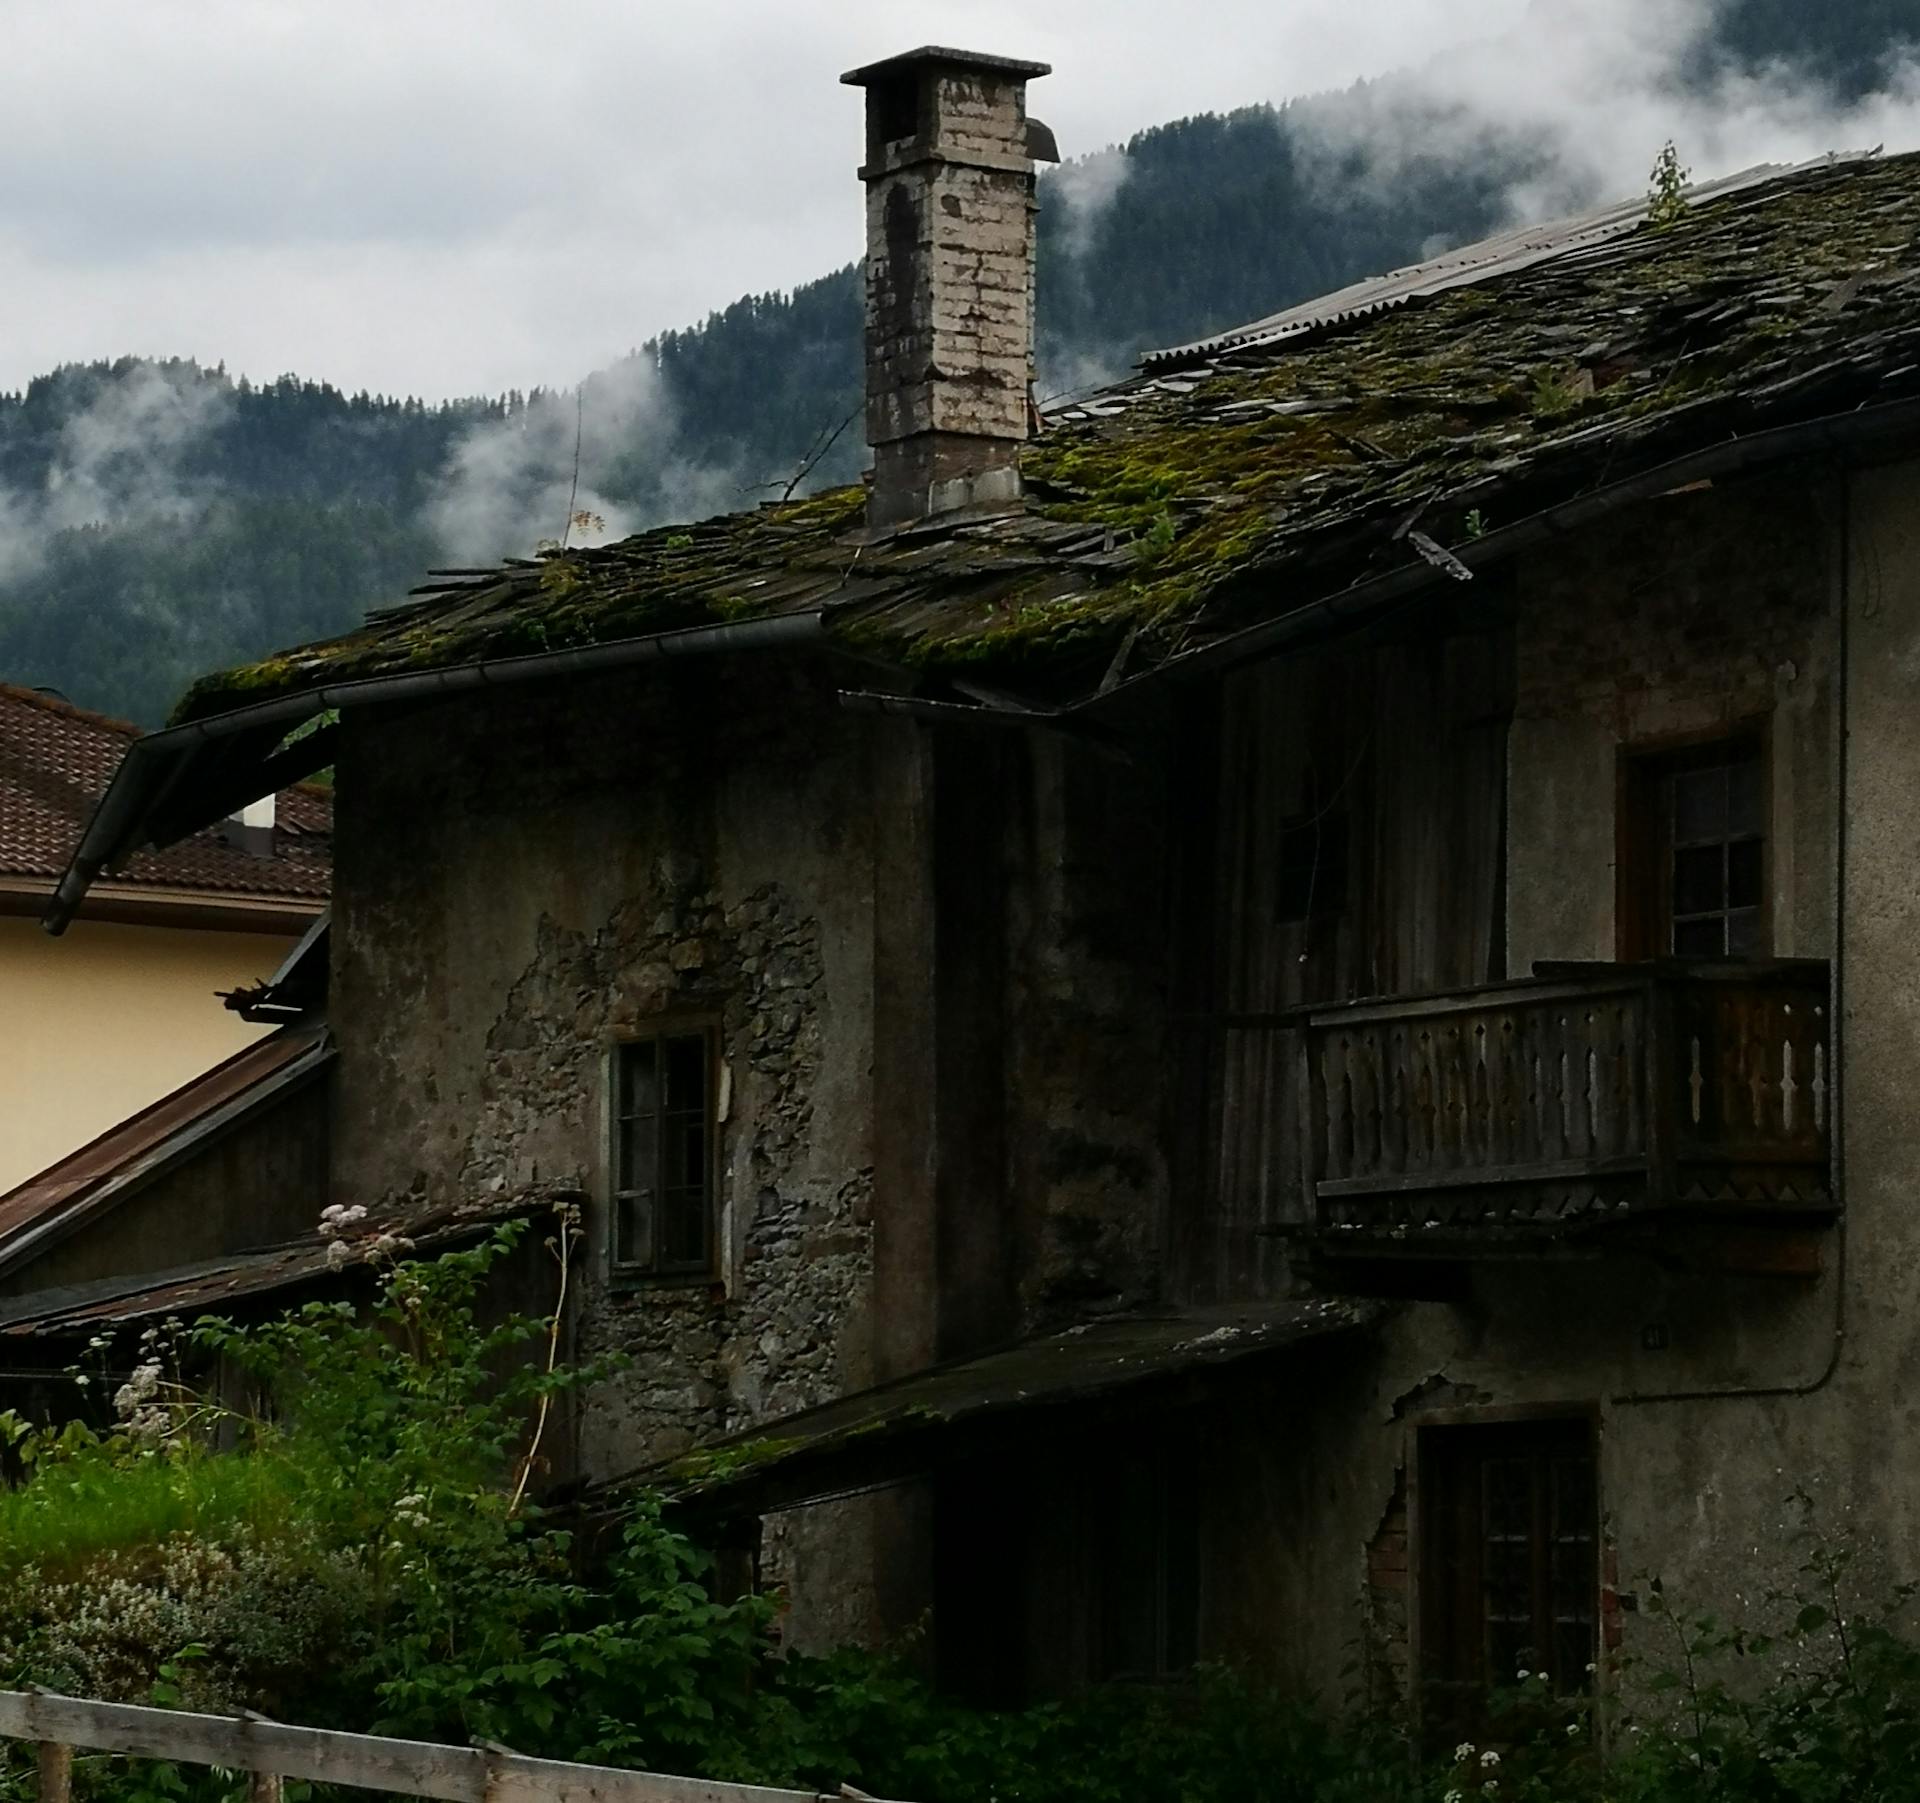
left=0, top=1071, right=331, bottom=1300
left=1193, top=461, right=1920, bottom=1725
left=329, top=656, right=883, bottom=1643
left=0, top=915, right=296, bottom=1193
left=1507, top=472, right=1837, bottom=969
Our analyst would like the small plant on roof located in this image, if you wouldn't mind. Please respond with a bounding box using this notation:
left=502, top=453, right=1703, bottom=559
left=1647, top=139, right=1690, bottom=230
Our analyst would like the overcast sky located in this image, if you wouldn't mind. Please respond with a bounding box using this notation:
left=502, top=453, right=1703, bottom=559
left=2, top=2, right=1914, bottom=404
left=0, top=1, right=1544, bottom=401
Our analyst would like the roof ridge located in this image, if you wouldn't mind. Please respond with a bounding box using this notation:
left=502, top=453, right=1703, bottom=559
left=0, top=682, right=142, bottom=742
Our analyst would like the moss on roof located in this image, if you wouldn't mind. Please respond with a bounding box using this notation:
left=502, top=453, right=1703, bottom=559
left=172, top=151, right=1920, bottom=727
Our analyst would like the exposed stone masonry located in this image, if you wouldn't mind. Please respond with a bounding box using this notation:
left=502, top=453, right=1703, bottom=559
left=465, top=874, right=871, bottom=1477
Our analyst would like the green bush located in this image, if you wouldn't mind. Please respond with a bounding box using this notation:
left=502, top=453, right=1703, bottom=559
left=5, top=1231, right=1920, bottom=1803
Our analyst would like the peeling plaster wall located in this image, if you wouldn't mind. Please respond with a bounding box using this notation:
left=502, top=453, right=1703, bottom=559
left=329, top=656, right=881, bottom=1644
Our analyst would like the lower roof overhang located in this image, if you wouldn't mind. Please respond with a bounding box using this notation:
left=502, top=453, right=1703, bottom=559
left=606, top=1299, right=1381, bottom=1522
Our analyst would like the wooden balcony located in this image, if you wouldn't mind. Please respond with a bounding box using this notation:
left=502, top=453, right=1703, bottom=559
left=1298, top=960, right=1832, bottom=1268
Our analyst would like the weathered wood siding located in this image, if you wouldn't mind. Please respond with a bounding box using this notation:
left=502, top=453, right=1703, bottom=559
left=1180, top=623, right=1514, bottom=1298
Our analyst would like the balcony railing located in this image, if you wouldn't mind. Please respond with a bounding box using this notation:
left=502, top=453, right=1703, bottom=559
left=1299, top=960, right=1832, bottom=1250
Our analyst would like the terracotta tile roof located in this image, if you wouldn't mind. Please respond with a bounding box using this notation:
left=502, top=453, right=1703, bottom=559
left=0, top=684, right=329, bottom=901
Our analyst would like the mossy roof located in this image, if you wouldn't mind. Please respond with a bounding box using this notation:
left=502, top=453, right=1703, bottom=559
left=617, top=1298, right=1377, bottom=1513
left=172, top=150, right=1920, bottom=727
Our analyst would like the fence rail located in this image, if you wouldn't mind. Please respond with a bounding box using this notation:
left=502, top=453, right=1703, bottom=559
left=0, top=1689, right=890, bottom=1803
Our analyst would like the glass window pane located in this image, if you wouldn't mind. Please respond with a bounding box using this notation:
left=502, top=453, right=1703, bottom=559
left=1726, top=755, right=1764, bottom=837
left=620, top=1040, right=660, bottom=1119
left=1727, top=837, right=1763, bottom=909
left=1674, top=916, right=1724, bottom=957
left=1726, top=908, right=1762, bottom=956
left=617, top=1109, right=658, bottom=1196
left=614, top=1191, right=652, bottom=1269
left=1672, top=766, right=1726, bottom=843
left=665, top=1034, right=707, bottom=1111
left=1673, top=844, right=1725, bottom=917
left=660, top=1188, right=707, bottom=1268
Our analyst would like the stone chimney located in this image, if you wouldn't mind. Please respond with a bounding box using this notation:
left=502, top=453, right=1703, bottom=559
left=842, top=47, right=1057, bottom=529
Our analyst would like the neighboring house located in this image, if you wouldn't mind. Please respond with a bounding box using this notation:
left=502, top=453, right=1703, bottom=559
left=43, top=47, right=1920, bottom=1732
left=0, top=684, right=330, bottom=1190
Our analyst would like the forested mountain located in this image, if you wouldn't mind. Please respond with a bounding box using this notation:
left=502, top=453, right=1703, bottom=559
left=1, top=2, right=1911, bottom=724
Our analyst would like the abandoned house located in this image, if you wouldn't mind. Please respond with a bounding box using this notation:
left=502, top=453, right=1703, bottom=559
left=33, top=44, right=1920, bottom=1730
left=0, top=682, right=329, bottom=1190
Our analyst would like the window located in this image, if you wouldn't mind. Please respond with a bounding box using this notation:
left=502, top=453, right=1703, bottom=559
left=1094, top=1443, right=1200, bottom=1682
left=1418, top=1418, right=1597, bottom=1738
left=610, top=1029, right=716, bottom=1278
left=1621, top=735, right=1768, bottom=959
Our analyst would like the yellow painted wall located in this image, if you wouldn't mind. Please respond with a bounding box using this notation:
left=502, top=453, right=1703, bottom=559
left=0, top=915, right=303, bottom=1193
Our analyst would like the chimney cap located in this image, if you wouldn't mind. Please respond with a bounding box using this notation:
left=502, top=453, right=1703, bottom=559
left=841, top=45, right=1051, bottom=88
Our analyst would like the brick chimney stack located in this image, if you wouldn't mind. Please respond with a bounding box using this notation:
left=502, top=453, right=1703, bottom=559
left=842, top=47, right=1057, bottom=530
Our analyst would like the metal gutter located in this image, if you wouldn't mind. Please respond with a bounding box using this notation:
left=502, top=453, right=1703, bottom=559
left=44, top=610, right=825, bottom=934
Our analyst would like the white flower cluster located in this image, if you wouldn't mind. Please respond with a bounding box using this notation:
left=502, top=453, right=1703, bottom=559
left=317, top=1203, right=368, bottom=1240
left=392, top=1492, right=431, bottom=1531
left=0, top=1535, right=354, bottom=1711
left=112, top=1360, right=172, bottom=1444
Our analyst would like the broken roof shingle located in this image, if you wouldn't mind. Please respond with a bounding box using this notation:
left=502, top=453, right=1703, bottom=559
left=168, top=149, right=1920, bottom=726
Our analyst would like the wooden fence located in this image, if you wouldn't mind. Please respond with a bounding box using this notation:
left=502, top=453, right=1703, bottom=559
left=0, top=1689, right=891, bottom=1803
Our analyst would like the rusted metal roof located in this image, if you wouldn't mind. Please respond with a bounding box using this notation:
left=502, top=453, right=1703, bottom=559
left=0, top=683, right=329, bottom=904
left=0, top=1024, right=333, bottom=1281
left=0, top=1186, right=579, bottom=1339
left=1137, top=160, right=1816, bottom=372
left=619, top=1298, right=1380, bottom=1516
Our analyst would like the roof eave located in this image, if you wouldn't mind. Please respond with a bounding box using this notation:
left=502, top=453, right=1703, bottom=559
left=44, top=609, right=828, bottom=936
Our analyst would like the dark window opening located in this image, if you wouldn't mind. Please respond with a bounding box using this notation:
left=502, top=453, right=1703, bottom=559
left=1094, top=1444, right=1200, bottom=1682
left=869, top=75, right=919, bottom=152
left=611, top=1028, right=715, bottom=1278
left=1621, top=736, right=1768, bottom=960
left=1419, top=1417, right=1597, bottom=1742
left=1276, top=807, right=1350, bottom=923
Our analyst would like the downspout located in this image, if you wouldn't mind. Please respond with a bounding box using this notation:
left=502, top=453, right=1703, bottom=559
left=1611, top=473, right=1852, bottom=1409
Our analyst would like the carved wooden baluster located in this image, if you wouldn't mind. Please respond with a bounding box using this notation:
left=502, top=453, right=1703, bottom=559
left=1326, top=1034, right=1352, bottom=1182
left=1472, top=1018, right=1493, bottom=1167
left=1526, top=1009, right=1549, bottom=1163
left=1622, top=993, right=1645, bottom=1156
left=1689, top=1034, right=1705, bottom=1129
left=1386, top=1024, right=1410, bottom=1175
left=1574, top=1013, right=1605, bottom=1159
left=1555, top=1015, right=1575, bottom=1159
left=1413, top=1028, right=1436, bottom=1171
left=1438, top=1023, right=1461, bottom=1170
left=1358, top=1029, right=1384, bottom=1181
left=1813, top=1038, right=1828, bottom=1135
left=1774, top=1021, right=1789, bottom=1136
left=1746, top=998, right=1771, bottom=1134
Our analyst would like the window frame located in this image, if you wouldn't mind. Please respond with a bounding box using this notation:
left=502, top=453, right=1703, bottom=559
left=1089, top=1433, right=1202, bottom=1685
left=1617, top=725, right=1771, bottom=963
left=605, top=1018, right=721, bottom=1284
left=1410, top=1407, right=1599, bottom=1744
